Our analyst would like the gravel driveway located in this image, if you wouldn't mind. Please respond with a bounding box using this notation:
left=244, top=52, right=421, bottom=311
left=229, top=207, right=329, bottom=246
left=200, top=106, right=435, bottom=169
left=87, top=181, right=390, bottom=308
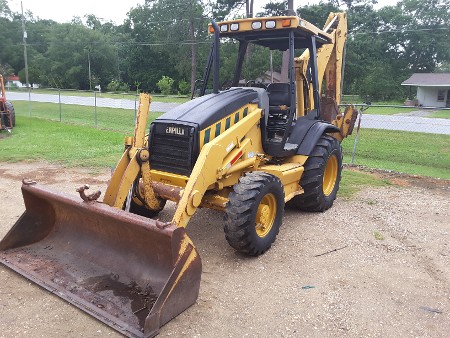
left=0, top=162, right=449, bottom=337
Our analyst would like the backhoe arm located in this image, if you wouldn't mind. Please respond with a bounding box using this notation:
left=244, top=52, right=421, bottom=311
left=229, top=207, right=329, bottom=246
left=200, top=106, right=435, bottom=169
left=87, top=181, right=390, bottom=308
left=295, top=12, right=357, bottom=140
left=295, top=12, right=347, bottom=113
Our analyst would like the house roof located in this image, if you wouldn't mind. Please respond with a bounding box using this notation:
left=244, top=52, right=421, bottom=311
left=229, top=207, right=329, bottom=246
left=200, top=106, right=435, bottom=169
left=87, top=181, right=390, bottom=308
left=401, top=73, right=450, bottom=86
left=257, top=71, right=283, bottom=83
left=7, top=75, right=20, bottom=81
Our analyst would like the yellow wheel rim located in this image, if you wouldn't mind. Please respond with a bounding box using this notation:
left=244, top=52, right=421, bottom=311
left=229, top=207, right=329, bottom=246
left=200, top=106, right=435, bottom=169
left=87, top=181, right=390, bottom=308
left=255, top=193, right=277, bottom=238
left=323, top=155, right=338, bottom=196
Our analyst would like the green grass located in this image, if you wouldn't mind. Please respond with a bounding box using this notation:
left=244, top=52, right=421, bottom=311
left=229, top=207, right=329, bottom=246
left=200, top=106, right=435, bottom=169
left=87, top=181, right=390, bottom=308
left=373, top=230, right=385, bottom=240
left=0, top=117, right=127, bottom=167
left=9, top=88, right=190, bottom=103
left=0, top=117, right=394, bottom=194
left=364, top=106, right=416, bottom=115
left=428, top=110, right=450, bottom=119
left=364, top=107, right=450, bottom=118
left=2, top=108, right=449, bottom=182
left=341, top=96, right=403, bottom=105
left=342, top=129, right=450, bottom=179
left=339, top=170, right=391, bottom=198
left=149, top=95, right=191, bottom=103
left=11, top=101, right=162, bottom=133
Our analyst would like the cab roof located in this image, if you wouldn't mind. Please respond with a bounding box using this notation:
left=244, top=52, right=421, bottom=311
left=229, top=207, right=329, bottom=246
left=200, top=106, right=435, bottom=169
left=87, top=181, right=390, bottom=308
left=209, top=16, right=332, bottom=51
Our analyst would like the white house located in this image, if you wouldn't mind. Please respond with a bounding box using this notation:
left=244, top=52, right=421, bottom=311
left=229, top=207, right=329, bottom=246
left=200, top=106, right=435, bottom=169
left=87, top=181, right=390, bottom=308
left=401, top=73, right=450, bottom=108
left=6, top=75, right=25, bottom=88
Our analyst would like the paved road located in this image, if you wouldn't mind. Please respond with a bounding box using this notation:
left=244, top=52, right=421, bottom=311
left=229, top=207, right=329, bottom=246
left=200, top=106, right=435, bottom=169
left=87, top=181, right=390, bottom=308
left=8, top=92, right=179, bottom=113
left=9, top=92, right=450, bottom=134
left=359, top=114, right=450, bottom=135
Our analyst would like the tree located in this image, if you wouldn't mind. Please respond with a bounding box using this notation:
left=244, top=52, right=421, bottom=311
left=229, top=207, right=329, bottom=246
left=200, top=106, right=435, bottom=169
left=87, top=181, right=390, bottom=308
left=0, top=63, right=13, bottom=77
left=0, top=0, right=11, bottom=18
left=35, top=23, right=117, bottom=89
left=348, top=0, right=450, bottom=98
left=212, top=0, right=254, bottom=20
left=377, top=0, right=450, bottom=72
left=257, top=2, right=286, bottom=16
left=157, top=75, right=174, bottom=95
left=124, top=0, right=206, bottom=92
left=296, top=2, right=339, bottom=24
left=19, top=66, right=40, bottom=86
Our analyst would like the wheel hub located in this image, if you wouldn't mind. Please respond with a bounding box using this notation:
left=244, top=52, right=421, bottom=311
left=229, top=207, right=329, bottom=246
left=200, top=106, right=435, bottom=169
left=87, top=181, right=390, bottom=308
left=255, top=193, right=277, bottom=238
left=323, top=154, right=338, bottom=196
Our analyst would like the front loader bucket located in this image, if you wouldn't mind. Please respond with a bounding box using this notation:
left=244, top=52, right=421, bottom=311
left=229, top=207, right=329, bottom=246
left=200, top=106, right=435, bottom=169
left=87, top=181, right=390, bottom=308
left=0, top=183, right=202, bottom=338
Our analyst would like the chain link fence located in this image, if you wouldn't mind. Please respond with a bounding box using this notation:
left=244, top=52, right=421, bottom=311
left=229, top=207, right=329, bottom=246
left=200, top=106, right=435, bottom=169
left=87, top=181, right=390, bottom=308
left=7, top=87, right=181, bottom=133
left=7, top=88, right=450, bottom=178
left=340, top=104, right=450, bottom=178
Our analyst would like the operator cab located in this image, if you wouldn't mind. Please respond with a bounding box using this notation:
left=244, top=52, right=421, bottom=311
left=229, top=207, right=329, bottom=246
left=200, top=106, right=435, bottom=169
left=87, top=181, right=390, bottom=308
left=195, top=16, right=336, bottom=157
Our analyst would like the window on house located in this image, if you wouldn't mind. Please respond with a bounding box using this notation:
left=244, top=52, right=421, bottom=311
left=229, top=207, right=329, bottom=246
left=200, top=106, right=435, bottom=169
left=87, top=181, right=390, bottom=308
left=437, top=90, right=445, bottom=101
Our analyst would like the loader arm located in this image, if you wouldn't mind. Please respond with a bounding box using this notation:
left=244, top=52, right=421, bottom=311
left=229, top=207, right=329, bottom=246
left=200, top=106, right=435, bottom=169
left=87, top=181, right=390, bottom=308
left=103, top=93, right=163, bottom=211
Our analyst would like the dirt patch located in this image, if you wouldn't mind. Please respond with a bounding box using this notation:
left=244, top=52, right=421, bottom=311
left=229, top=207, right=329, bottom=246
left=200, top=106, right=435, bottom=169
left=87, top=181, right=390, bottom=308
left=0, top=162, right=449, bottom=337
left=346, top=164, right=450, bottom=192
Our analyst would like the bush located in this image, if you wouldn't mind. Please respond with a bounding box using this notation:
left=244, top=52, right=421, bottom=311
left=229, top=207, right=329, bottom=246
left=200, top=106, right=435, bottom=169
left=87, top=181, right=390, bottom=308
left=157, top=76, right=174, bottom=95
left=178, top=80, right=191, bottom=95
left=106, top=80, right=129, bottom=92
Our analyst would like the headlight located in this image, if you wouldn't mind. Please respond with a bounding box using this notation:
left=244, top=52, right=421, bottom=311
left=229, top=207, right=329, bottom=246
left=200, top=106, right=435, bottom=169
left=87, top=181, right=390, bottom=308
left=220, top=24, right=228, bottom=32
left=230, top=23, right=239, bottom=31
left=251, top=21, right=262, bottom=30
left=265, top=20, right=276, bottom=29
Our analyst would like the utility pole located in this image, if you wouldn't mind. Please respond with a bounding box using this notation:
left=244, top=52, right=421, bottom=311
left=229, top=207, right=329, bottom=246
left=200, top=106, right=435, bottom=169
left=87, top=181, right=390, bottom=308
left=246, top=0, right=254, bottom=18
left=270, top=50, right=274, bottom=83
left=280, top=0, right=295, bottom=82
left=20, top=1, right=29, bottom=88
left=116, top=44, right=120, bottom=82
left=87, top=49, right=92, bottom=90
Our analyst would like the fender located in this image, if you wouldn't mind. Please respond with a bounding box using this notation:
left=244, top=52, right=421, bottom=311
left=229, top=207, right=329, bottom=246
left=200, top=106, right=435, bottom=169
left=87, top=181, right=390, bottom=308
left=290, top=119, right=340, bottom=156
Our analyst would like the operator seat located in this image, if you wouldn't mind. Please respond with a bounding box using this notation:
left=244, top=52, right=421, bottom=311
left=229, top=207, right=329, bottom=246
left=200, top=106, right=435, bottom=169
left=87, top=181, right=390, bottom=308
left=266, top=83, right=291, bottom=137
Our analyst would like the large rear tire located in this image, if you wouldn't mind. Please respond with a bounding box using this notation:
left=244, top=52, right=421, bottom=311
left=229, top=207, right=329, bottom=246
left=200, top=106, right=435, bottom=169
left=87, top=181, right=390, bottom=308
left=4, top=101, right=15, bottom=127
left=224, top=172, right=284, bottom=256
left=288, top=134, right=342, bottom=212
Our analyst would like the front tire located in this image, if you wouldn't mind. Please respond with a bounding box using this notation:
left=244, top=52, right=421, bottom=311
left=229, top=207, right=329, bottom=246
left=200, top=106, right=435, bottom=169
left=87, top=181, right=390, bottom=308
left=128, top=197, right=165, bottom=218
left=124, top=179, right=166, bottom=218
left=224, top=172, right=284, bottom=256
left=288, top=134, right=342, bottom=212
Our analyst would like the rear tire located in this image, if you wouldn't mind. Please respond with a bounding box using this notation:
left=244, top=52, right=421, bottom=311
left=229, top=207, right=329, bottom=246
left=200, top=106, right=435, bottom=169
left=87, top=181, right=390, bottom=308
left=224, top=172, right=284, bottom=256
left=4, top=101, right=15, bottom=127
left=288, top=134, right=342, bottom=212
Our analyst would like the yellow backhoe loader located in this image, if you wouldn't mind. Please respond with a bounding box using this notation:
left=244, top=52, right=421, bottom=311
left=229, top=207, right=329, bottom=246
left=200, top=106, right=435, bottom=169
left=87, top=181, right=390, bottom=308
left=0, top=74, right=16, bottom=131
left=0, top=12, right=357, bottom=337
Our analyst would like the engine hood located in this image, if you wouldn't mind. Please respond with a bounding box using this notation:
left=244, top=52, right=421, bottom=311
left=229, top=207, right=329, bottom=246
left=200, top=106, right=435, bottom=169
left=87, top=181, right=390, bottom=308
left=155, top=88, right=258, bottom=130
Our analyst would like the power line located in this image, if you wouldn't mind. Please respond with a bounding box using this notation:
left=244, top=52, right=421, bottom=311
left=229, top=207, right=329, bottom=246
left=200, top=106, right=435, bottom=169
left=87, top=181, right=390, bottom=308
left=1, top=25, right=449, bottom=48
left=0, top=39, right=213, bottom=47
left=350, top=26, right=450, bottom=36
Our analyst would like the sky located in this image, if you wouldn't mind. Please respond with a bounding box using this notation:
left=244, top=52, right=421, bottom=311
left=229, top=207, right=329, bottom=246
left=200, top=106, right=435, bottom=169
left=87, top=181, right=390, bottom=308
left=8, top=0, right=398, bottom=25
